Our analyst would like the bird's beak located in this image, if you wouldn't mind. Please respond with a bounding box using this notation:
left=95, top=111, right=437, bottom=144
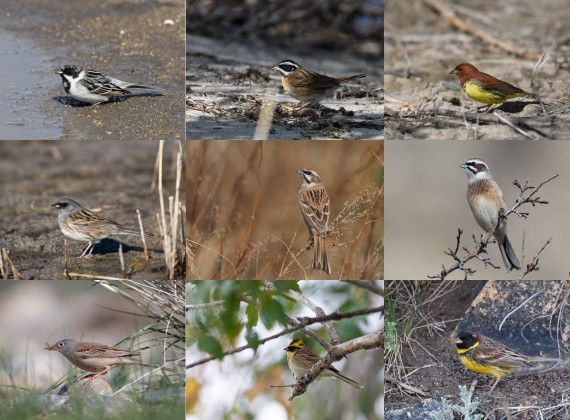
left=45, top=343, right=57, bottom=351
left=449, top=69, right=457, bottom=75
left=272, top=66, right=278, bottom=71
left=55, top=69, right=63, bottom=75
left=51, top=202, right=59, bottom=208
left=296, top=169, right=303, bottom=175
left=454, top=337, right=462, bottom=344
left=460, top=164, right=467, bottom=169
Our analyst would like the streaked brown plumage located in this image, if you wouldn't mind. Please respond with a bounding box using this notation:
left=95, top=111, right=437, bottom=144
left=52, top=197, right=143, bottom=258
left=45, top=339, right=150, bottom=378
left=297, top=168, right=331, bottom=273
left=273, top=60, right=365, bottom=108
left=461, top=158, right=520, bottom=271
left=455, top=331, right=558, bottom=392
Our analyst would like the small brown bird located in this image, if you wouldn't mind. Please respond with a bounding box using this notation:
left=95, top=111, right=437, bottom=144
left=45, top=339, right=151, bottom=378
left=450, top=63, right=533, bottom=112
left=297, top=168, right=331, bottom=274
left=284, top=338, right=363, bottom=389
left=273, top=60, right=366, bottom=109
left=461, top=158, right=520, bottom=272
left=52, top=198, right=145, bottom=258
left=455, top=331, right=559, bottom=392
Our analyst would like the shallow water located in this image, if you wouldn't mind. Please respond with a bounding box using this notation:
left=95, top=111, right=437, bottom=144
left=0, top=21, right=63, bottom=140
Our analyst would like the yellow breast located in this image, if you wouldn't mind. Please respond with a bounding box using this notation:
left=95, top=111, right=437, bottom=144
left=463, top=80, right=506, bottom=104
left=458, top=354, right=514, bottom=378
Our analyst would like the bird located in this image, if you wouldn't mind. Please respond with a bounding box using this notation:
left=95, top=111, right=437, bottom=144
left=454, top=331, right=559, bottom=392
left=284, top=338, right=363, bottom=389
left=460, top=158, right=521, bottom=272
left=449, top=63, right=533, bottom=112
left=297, top=168, right=331, bottom=274
left=56, top=64, right=157, bottom=106
left=273, top=60, right=365, bottom=109
left=45, top=339, right=151, bottom=379
left=51, top=197, right=144, bottom=258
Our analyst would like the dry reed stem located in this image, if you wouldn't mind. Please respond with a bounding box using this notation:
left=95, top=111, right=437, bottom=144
left=1, top=248, right=23, bottom=280
left=137, top=209, right=151, bottom=269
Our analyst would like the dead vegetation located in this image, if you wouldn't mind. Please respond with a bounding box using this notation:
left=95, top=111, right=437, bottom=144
left=186, top=141, right=383, bottom=280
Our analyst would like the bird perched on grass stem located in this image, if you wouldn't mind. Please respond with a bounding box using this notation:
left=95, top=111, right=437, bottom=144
left=450, top=63, right=533, bottom=113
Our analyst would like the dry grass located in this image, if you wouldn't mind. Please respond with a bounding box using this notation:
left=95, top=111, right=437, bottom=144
left=186, top=141, right=383, bottom=280
left=0, top=248, right=23, bottom=280
left=62, top=141, right=186, bottom=280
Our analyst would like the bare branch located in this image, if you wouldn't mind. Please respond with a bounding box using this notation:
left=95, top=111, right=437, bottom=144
left=342, top=280, right=384, bottom=296
left=185, top=305, right=383, bottom=369
left=287, top=289, right=340, bottom=346
left=430, top=174, right=558, bottom=279
left=288, top=332, right=383, bottom=400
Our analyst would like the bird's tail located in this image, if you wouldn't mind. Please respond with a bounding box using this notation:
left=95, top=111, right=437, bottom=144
left=500, top=235, right=521, bottom=271
left=126, top=84, right=156, bottom=90
left=334, top=371, right=364, bottom=390
left=313, top=235, right=331, bottom=274
left=336, top=74, right=366, bottom=83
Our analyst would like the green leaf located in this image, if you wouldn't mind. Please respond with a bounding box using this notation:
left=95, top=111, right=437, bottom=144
left=220, top=309, right=243, bottom=342
left=198, top=336, right=223, bottom=358
left=245, top=331, right=260, bottom=352
left=260, top=297, right=289, bottom=328
left=272, top=280, right=301, bottom=293
left=245, top=302, right=259, bottom=329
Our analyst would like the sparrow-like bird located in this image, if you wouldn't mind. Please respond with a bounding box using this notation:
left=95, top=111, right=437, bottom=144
left=45, top=339, right=150, bottom=378
left=56, top=64, right=156, bottom=106
left=461, top=158, right=521, bottom=271
left=273, top=60, right=365, bottom=109
left=450, top=63, right=533, bottom=112
left=455, top=331, right=559, bottom=392
left=284, top=338, right=363, bottom=389
left=52, top=197, right=144, bottom=258
left=297, top=168, right=331, bottom=274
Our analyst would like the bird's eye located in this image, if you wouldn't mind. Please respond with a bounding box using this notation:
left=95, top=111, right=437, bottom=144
left=58, top=341, right=64, bottom=347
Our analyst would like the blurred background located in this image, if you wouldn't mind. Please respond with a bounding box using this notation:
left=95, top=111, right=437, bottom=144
left=186, top=280, right=384, bottom=419
left=0, top=280, right=185, bottom=415
left=385, top=0, right=570, bottom=139
left=385, top=140, right=568, bottom=279
left=0, top=141, right=185, bottom=280
left=186, top=0, right=383, bottom=140
left=186, top=141, right=384, bottom=280
left=187, top=0, right=383, bottom=59
left=0, top=0, right=185, bottom=140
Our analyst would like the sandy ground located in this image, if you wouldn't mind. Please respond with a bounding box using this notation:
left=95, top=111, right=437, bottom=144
left=186, top=35, right=383, bottom=140
left=0, top=141, right=184, bottom=280
left=1, top=0, right=185, bottom=140
left=386, top=280, right=570, bottom=418
left=385, top=0, right=570, bottom=140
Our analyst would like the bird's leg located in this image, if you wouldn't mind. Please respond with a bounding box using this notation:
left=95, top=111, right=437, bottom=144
left=484, top=103, right=497, bottom=113
left=79, top=242, right=95, bottom=258
left=87, top=367, right=110, bottom=382
left=488, top=377, right=501, bottom=393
